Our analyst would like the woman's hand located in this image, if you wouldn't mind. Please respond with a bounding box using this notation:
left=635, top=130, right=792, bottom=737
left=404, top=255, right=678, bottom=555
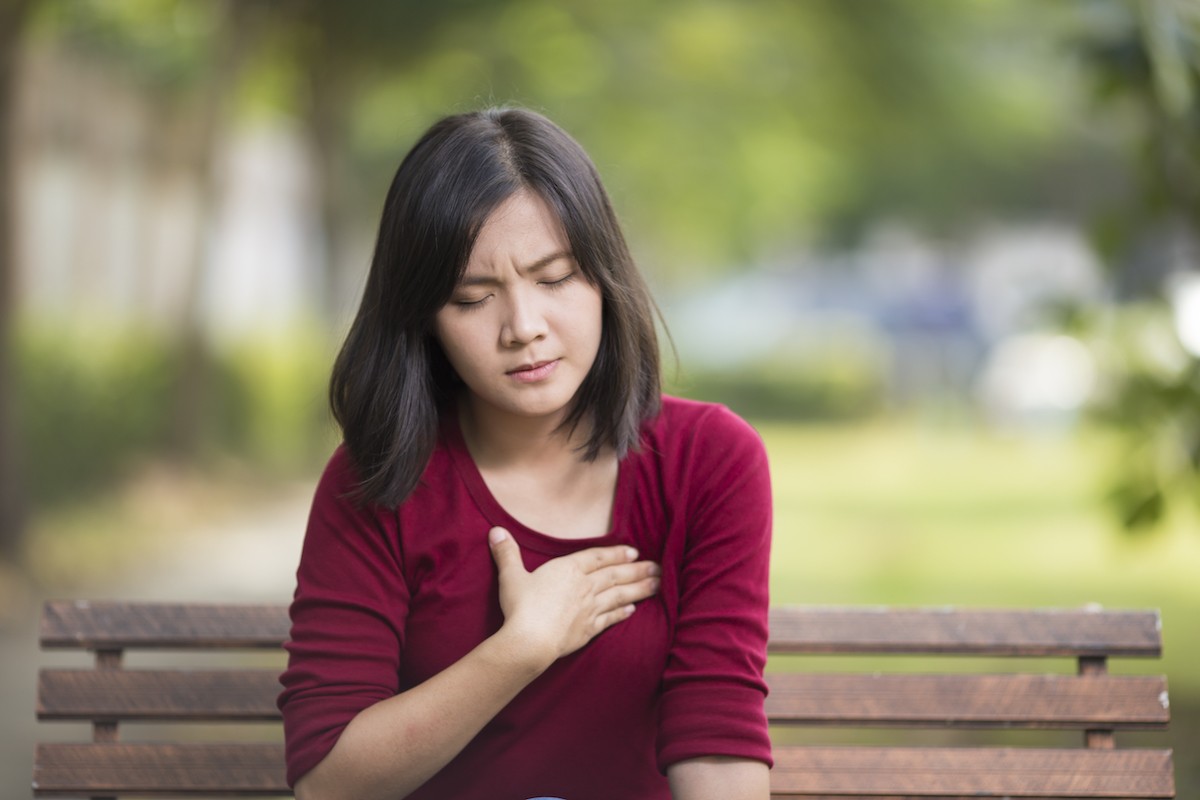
left=487, top=526, right=660, bottom=669
left=294, top=529, right=658, bottom=800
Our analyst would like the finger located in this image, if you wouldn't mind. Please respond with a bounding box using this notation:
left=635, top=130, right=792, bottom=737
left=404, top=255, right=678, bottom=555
left=574, top=544, right=640, bottom=573
left=487, top=527, right=527, bottom=576
left=591, top=603, right=637, bottom=636
left=590, top=560, right=661, bottom=590
left=597, top=575, right=661, bottom=610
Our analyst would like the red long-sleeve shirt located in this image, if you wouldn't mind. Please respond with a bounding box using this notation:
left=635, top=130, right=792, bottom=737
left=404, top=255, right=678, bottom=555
left=278, top=395, right=773, bottom=798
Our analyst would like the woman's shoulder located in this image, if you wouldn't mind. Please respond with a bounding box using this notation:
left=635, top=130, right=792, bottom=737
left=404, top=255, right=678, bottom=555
left=653, top=394, right=762, bottom=443
left=315, top=443, right=359, bottom=494
left=316, top=434, right=457, bottom=508
left=640, top=395, right=766, bottom=468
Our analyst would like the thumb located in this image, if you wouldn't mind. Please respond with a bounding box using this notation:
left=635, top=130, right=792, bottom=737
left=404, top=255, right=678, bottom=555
left=488, top=527, right=526, bottom=576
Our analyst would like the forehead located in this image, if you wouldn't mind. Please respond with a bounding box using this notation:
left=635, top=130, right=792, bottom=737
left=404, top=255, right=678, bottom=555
left=466, top=190, right=570, bottom=270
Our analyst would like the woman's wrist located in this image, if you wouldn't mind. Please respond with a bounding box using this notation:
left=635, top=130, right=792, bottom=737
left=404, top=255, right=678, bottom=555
left=485, top=623, right=558, bottom=678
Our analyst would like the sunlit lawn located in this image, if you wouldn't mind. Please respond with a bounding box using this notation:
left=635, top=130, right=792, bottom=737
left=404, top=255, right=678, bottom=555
left=759, top=419, right=1200, bottom=693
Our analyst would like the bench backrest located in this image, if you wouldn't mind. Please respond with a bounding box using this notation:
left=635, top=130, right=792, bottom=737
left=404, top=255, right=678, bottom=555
left=34, top=601, right=1176, bottom=798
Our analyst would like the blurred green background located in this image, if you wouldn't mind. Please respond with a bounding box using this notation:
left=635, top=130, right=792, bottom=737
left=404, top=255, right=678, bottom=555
left=0, top=0, right=1198, bottom=796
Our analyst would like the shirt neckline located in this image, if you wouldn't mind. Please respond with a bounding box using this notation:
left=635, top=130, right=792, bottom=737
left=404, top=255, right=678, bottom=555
left=441, top=409, right=628, bottom=556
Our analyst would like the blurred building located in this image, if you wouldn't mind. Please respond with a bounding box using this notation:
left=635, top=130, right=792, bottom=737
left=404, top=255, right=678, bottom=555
left=664, top=223, right=1106, bottom=427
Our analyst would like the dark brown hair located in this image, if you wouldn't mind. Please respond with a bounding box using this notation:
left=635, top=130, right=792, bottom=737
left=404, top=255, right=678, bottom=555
left=330, top=108, right=661, bottom=506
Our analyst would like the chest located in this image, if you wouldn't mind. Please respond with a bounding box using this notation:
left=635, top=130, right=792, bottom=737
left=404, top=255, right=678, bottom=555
left=401, top=558, right=673, bottom=699
left=392, top=460, right=684, bottom=688
left=478, top=456, right=619, bottom=540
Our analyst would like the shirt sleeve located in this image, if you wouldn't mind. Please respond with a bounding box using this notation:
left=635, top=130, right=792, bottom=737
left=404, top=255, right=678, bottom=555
left=656, top=405, right=773, bottom=772
left=276, top=447, right=410, bottom=787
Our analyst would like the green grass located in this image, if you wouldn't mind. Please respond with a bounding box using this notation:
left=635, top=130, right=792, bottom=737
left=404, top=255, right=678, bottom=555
left=759, top=419, right=1200, bottom=793
left=759, top=420, right=1200, bottom=689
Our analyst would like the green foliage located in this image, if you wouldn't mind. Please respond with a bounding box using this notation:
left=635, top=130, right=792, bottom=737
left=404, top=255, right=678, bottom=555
left=1089, top=305, right=1200, bottom=531
left=25, top=0, right=1136, bottom=279
left=1076, top=0, right=1200, bottom=532
left=667, top=360, right=884, bottom=422
left=214, top=333, right=338, bottom=473
left=15, top=326, right=334, bottom=511
left=31, top=0, right=225, bottom=92
left=17, top=329, right=177, bottom=506
left=287, top=0, right=1100, bottom=278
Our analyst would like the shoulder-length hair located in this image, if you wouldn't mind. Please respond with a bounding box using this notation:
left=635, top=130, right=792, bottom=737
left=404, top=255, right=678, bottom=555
left=330, top=107, right=662, bottom=507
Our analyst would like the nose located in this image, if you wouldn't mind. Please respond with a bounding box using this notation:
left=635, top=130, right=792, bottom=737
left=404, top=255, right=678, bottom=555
left=499, top=286, right=548, bottom=347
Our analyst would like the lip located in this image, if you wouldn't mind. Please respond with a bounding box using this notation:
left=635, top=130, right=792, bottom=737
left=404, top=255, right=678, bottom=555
left=506, top=359, right=559, bottom=383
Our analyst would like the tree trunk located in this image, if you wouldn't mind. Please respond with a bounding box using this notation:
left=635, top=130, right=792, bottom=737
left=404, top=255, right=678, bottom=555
left=166, top=0, right=261, bottom=458
left=307, top=59, right=355, bottom=326
left=0, top=0, right=34, bottom=561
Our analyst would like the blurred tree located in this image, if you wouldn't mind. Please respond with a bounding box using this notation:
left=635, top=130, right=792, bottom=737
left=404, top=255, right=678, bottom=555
left=164, top=0, right=265, bottom=458
left=221, top=0, right=501, bottom=321
left=0, top=0, right=35, bottom=561
left=31, top=0, right=270, bottom=458
left=350, top=0, right=1103, bottom=278
left=1081, top=0, right=1200, bottom=531
left=285, top=0, right=494, bottom=321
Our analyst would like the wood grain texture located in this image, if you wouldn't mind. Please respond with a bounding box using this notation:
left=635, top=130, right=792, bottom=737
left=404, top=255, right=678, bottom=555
left=38, top=669, right=283, bottom=721
left=768, top=607, right=1162, bottom=657
left=40, top=601, right=290, bottom=650
left=32, top=743, right=287, bottom=796
left=769, top=746, right=1176, bottom=797
left=42, top=602, right=1163, bottom=656
left=766, top=673, right=1170, bottom=728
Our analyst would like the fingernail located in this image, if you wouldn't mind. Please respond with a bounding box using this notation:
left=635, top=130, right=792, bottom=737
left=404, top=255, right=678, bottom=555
left=625, top=546, right=638, bottom=561
left=489, top=527, right=508, bottom=544
left=650, top=577, right=661, bottom=591
left=648, top=563, right=661, bottom=576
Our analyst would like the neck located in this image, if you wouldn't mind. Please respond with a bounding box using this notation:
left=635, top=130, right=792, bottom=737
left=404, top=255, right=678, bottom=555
left=457, top=396, right=590, bottom=470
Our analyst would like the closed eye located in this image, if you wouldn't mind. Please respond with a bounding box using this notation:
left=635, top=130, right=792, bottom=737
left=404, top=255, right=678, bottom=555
left=453, top=294, right=492, bottom=311
left=539, top=272, right=576, bottom=290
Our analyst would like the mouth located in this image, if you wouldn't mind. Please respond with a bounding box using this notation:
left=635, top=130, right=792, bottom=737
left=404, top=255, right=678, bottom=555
left=506, top=359, right=559, bottom=382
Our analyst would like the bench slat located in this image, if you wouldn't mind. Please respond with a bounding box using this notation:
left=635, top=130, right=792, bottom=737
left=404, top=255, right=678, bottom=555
left=768, top=607, right=1162, bottom=657
left=34, top=744, right=1174, bottom=798
left=32, top=743, right=288, bottom=796
left=38, top=669, right=282, bottom=721
left=770, top=746, right=1176, bottom=797
left=42, top=602, right=1164, bottom=656
left=50, top=669, right=1169, bottom=729
left=766, top=673, right=1170, bottom=728
left=40, top=601, right=290, bottom=650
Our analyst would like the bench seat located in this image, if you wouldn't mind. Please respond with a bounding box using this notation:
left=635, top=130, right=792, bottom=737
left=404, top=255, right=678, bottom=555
left=35, top=601, right=1176, bottom=798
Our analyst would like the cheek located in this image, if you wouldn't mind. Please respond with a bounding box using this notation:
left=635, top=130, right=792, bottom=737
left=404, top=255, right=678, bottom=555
left=434, top=314, right=492, bottom=378
left=432, top=316, right=468, bottom=369
left=582, top=290, right=604, bottom=349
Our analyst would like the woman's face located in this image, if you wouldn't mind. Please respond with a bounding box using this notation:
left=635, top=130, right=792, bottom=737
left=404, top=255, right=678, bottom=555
left=434, top=190, right=603, bottom=431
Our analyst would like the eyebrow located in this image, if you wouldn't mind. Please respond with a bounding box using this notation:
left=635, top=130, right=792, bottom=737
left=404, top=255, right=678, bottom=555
left=457, top=250, right=573, bottom=288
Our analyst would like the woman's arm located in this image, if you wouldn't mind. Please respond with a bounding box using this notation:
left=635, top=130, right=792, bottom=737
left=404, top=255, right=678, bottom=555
left=294, top=621, right=540, bottom=800
left=294, top=527, right=660, bottom=800
left=668, top=757, right=770, bottom=800
left=656, top=405, right=774, bottom=775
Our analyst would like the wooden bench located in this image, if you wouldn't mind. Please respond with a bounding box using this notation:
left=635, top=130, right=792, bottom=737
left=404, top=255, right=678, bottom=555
left=34, top=601, right=1176, bottom=798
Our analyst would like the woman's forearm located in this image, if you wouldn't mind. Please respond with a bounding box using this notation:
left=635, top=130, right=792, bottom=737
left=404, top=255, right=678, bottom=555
left=668, top=756, right=770, bottom=800
left=293, top=532, right=659, bottom=800
left=294, top=627, right=550, bottom=800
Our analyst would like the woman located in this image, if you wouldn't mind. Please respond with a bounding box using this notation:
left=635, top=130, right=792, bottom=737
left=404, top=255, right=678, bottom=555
left=278, top=108, right=773, bottom=800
